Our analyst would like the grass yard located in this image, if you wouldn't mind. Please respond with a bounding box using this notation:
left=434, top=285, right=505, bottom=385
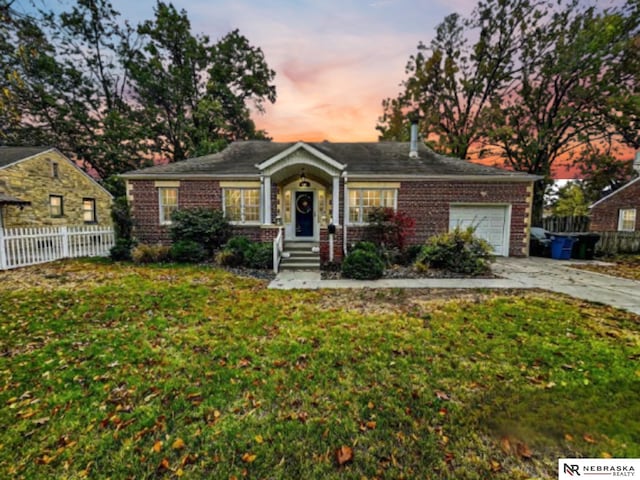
left=574, top=254, right=640, bottom=281
left=1, top=260, right=639, bottom=479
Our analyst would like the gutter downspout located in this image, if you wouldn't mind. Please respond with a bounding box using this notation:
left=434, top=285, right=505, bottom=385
left=342, top=171, right=348, bottom=257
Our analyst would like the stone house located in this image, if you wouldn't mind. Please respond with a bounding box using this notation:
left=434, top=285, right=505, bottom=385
left=122, top=140, right=538, bottom=266
left=589, top=152, right=640, bottom=232
left=0, top=147, right=113, bottom=229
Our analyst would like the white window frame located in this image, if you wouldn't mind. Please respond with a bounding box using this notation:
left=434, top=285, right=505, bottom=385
left=347, top=188, right=397, bottom=225
left=618, top=208, right=637, bottom=232
left=223, top=188, right=261, bottom=224
left=158, top=187, right=178, bottom=225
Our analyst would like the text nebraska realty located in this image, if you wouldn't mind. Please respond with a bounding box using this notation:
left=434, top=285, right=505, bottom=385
left=564, top=464, right=635, bottom=476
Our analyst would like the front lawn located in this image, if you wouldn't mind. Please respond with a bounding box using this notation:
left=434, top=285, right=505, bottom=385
left=574, top=254, right=640, bottom=281
left=1, top=260, right=639, bottom=479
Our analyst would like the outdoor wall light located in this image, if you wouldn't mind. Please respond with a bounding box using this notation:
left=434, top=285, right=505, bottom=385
left=298, top=169, right=311, bottom=188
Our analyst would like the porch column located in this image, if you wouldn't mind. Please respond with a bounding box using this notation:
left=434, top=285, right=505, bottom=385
left=332, top=175, right=340, bottom=225
left=262, top=175, right=272, bottom=224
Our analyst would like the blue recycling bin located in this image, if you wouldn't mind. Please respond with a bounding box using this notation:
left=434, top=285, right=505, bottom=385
left=551, top=235, right=575, bottom=260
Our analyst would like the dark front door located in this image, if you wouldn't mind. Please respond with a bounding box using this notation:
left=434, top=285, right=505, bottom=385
left=295, top=191, right=314, bottom=237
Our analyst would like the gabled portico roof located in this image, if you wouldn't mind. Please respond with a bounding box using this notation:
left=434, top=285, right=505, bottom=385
left=256, top=141, right=346, bottom=172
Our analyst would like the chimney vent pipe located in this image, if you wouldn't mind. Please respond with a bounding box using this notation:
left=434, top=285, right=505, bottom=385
left=409, top=122, right=419, bottom=158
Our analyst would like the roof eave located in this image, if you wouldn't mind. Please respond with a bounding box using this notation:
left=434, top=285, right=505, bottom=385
left=120, top=173, right=260, bottom=180
left=589, top=176, right=640, bottom=209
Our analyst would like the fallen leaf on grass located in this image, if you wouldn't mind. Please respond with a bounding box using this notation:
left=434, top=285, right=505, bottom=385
left=32, top=417, right=50, bottom=426
left=583, top=434, right=596, bottom=444
left=490, top=459, right=501, bottom=472
left=516, top=442, right=532, bottom=460
left=242, top=452, right=257, bottom=463
left=172, top=438, right=185, bottom=450
left=435, top=390, right=450, bottom=401
left=152, top=440, right=163, bottom=453
left=335, top=446, right=353, bottom=466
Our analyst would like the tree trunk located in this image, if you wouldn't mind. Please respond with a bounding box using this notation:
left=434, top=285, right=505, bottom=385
left=530, top=179, right=547, bottom=227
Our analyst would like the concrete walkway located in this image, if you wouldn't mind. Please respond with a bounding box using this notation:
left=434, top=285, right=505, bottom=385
left=268, top=257, right=640, bottom=315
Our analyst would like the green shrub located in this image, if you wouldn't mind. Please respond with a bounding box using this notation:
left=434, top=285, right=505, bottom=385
left=170, top=240, right=206, bottom=263
left=111, top=197, right=133, bottom=243
left=245, top=242, right=273, bottom=269
left=398, top=244, right=422, bottom=266
left=110, top=238, right=133, bottom=261
left=342, top=249, right=384, bottom=280
left=225, top=236, right=253, bottom=259
left=416, top=227, right=493, bottom=275
left=215, top=249, right=243, bottom=267
left=351, top=241, right=379, bottom=254
left=169, top=208, right=230, bottom=254
left=131, top=244, right=171, bottom=264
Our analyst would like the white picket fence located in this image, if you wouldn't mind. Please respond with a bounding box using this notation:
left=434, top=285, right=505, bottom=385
left=0, top=225, right=115, bottom=270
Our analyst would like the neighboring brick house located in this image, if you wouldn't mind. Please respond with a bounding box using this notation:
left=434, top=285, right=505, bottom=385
left=122, top=141, right=538, bottom=264
left=0, top=147, right=113, bottom=229
left=589, top=176, right=640, bottom=232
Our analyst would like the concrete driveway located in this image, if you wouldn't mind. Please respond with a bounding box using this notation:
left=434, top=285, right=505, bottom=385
left=493, top=256, right=640, bottom=315
left=270, top=257, right=640, bottom=315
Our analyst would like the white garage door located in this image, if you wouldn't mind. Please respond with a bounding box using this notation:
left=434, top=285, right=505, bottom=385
left=449, top=205, right=510, bottom=256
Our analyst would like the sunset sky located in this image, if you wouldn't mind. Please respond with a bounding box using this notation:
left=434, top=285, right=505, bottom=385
left=104, top=0, right=477, bottom=142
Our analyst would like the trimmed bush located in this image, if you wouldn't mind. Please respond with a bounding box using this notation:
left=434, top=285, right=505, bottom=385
left=169, top=208, right=231, bottom=254
left=351, top=241, right=379, bottom=254
left=110, top=238, right=133, bottom=261
left=170, top=240, right=206, bottom=263
left=342, top=249, right=384, bottom=280
left=215, top=249, right=242, bottom=267
left=216, top=239, right=273, bottom=269
left=131, top=244, right=171, bottom=264
left=416, top=226, right=493, bottom=275
left=245, top=242, right=273, bottom=269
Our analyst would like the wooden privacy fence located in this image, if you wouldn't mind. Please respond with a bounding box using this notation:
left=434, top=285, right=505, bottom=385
left=595, top=231, right=640, bottom=255
left=0, top=225, right=115, bottom=270
left=542, top=215, right=590, bottom=233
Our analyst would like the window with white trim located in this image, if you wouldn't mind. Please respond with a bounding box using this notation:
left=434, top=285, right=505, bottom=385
left=348, top=189, right=396, bottom=224
left=618, top=208, right=636, bottom=232
left=158, top=187, right=178, bottom=225
left=224, top=188, right=260, bottom=223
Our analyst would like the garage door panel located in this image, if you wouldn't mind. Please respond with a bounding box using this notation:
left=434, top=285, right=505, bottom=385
left=449, top=205, right=510, bottom=256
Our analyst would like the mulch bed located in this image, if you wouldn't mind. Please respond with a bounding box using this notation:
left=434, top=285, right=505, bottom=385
left=321, top=264, right=498, bottom=280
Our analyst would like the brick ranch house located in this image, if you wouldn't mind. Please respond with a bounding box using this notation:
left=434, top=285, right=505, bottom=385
left=121, top=141, right=538, bottom=264
left=589, top=152, right=640, bottom=232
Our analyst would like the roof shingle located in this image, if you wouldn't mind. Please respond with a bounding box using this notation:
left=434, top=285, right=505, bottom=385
left=121, top=141, right=536, bottom=179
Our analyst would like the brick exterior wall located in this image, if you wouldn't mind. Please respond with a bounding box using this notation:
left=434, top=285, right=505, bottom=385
left=345, top=180, right=532, bottom=257
left=590, top=180, right=640, bottom=232
left=128, top=179, right=221, bottom=244
left=319, top=225, right=343, bottom=263
left=129, top=177, right=533, bottom=257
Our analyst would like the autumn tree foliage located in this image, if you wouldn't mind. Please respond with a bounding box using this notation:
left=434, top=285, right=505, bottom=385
left=378, top=0, right=640, bottom=224
left=0, top=0, right=276, bottom=187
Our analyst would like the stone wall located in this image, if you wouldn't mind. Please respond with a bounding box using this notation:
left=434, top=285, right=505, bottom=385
left=0, top=150, right=112, bottom=228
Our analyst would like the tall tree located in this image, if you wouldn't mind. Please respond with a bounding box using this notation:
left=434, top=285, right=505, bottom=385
left=126, top=1, right=276, bottom=162
left=0, top=0, right=148, bottom=180
left=578, top=145, right=635, bottom=202
left=377, top=0, right=541, bottom=158
left=489, top=1, right=640, bottom=223
left=0, top=0, right=277, bottom=185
